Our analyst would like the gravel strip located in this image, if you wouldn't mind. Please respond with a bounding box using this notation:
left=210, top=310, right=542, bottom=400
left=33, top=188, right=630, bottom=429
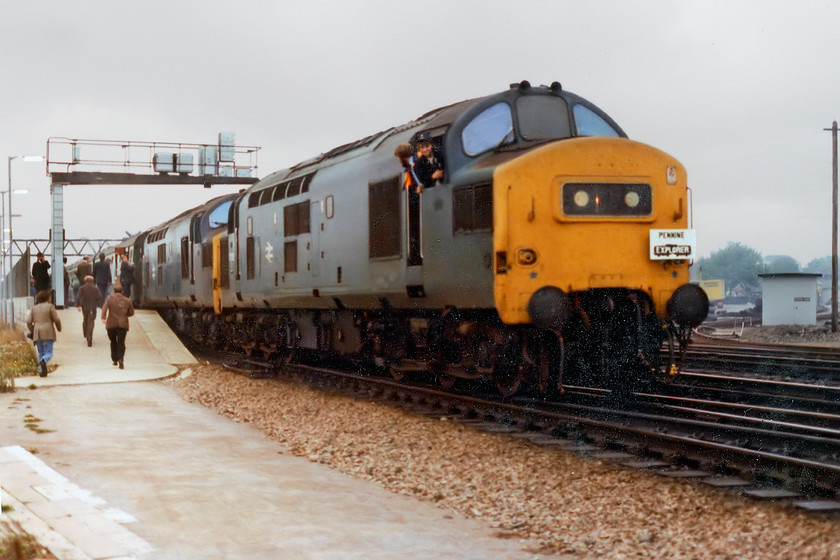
left=170, top=365, right=840, bottom=559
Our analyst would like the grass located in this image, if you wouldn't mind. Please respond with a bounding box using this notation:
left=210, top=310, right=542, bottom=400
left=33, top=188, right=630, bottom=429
left=0, top=326, right=38, bottom=393
left=22, top=414, right=54, bottom=435
left=0, top=533, right=45, bottom=559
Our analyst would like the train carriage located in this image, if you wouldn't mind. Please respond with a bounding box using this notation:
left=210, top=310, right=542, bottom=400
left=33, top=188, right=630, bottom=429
left=137, top=195, right=236, bottom=311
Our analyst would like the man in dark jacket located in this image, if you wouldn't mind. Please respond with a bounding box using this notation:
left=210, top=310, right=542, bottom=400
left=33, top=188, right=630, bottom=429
left=76, top=275, right=100, bottom=347
left=31, top=252, right=51, bottom=293
left=411, top=134, right=444, bottom=189
left=92, top=253, right=112, bottom=306
left=119, top=254, right=135, bottom=298
left=76, top=256, right=92, bottom=284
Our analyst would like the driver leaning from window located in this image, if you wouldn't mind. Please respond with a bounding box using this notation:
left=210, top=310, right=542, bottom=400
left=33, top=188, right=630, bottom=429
left=412, top=134, right=444, bottom=188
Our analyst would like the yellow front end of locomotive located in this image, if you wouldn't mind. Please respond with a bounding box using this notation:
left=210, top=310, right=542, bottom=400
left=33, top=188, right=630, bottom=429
left=493, top=137, right=693, bottom=325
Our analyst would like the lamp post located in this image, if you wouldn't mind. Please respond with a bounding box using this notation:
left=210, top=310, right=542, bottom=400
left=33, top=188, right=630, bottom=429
left=1, top=193, right=5, bottom=325
left=831, top=122, right=839, bottom=333
left=7, top=154, right=43, bottom=328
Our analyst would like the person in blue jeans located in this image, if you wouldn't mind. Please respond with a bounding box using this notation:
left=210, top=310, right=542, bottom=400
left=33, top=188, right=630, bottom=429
left=27, top=290, right=62, bottom=377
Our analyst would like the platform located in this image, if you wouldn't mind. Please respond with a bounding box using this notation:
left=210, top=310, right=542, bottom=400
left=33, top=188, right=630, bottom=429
left=0, top=309, right=540, bottom=559
left=16, top=308, right=194, bottom=388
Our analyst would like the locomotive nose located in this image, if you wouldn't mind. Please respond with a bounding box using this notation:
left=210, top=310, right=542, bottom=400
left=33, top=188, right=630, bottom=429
left=666, top=284, right=709, bottom=328
left=527, top=286, right=572, bottom=329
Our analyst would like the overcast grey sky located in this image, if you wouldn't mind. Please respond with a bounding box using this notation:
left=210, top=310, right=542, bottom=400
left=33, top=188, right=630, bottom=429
left=1, top=1, right=838, bottom=266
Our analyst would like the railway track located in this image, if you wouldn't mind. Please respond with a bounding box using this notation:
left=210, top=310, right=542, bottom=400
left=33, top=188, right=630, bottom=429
left=214, top=347, right=840, bottom=515
left=685, top=338, right=840, bottom=382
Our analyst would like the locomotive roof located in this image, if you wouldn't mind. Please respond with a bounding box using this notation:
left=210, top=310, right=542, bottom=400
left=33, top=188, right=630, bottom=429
left=271, top=97, right=482, bottom=178
left=253, top=82, right=624, bottom=190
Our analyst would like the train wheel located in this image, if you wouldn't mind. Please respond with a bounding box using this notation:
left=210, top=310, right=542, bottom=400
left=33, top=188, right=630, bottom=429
left=529, top=332, right=565, bottom=397
left=492, top=362, right=523, bottom=397
left=488, top=329, right=526, bottom=398
left=275, top=314, right=299, bottom=364
left=388, top=365, right=405, bottom=382
left=438, top=372, right=457, bottom=389
left=371, top=319, right=409, bottom=382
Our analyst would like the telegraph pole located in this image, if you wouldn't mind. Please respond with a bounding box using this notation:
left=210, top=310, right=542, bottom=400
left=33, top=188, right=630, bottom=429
left=829, top=121, right=839, bottom=333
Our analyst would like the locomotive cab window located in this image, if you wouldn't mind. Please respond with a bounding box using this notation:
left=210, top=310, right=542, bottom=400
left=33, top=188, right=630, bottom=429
left=516, top=96, right=570, bottom=140
left=208, top=202, right=232, bottom=228
left=462, top=102, right=514, bottom=156
left=573, top=105, right=621, bottom=137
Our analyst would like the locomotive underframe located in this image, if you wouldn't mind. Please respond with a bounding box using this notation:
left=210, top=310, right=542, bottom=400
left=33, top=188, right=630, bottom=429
left=163, top=286, right=688, bottom=396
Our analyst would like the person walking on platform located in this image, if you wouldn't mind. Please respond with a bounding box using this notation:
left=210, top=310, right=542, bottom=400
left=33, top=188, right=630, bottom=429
left=76, top=255, right=92, bottom=284
left=27, top=290, right=62, bottom=377
left=92, top=253, right=112, bottom=306
left=119, top=254, right=135, bottom=298
left=101, top=286, right=134, bottom=370
left=63, top=257, right=70, bottom=306
left=76, top=275, right=100, bottom=347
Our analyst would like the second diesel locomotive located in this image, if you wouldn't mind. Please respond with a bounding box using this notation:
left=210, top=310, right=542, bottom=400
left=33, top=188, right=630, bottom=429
left=121, top=81, right=708, bottom=395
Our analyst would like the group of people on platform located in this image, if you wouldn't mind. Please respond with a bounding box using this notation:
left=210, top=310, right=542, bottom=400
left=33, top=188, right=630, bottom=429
left=26, top=252, right=135, bottom=377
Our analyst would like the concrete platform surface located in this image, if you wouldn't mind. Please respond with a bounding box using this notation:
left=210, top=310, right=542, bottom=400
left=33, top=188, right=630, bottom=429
left=16, top=308, right=195, bottom=388
left=1, top=309, right=543, bottom=559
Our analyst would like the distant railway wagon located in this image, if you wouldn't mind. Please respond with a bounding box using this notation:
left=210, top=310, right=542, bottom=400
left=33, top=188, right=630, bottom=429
left=120, top=81, right=707, bottom=395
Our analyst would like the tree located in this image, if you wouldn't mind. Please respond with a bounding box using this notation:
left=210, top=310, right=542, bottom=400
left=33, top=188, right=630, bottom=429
left=804, top=256, right=832, bottom=276
left=697, top=242, right=763, bottom=297
left=763, top=255, right=800, bottom=274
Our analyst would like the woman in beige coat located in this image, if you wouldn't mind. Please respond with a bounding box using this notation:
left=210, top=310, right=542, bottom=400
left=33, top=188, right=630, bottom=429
left=27, top=290, right=62, bottom=377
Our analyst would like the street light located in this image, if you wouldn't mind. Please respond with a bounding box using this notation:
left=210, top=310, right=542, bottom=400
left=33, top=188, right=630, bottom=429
left=7, top=154, right=43, bottom=328
left=1, top=193, right=6, bottom=324
left=0, top=207, right=22, bottom=325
